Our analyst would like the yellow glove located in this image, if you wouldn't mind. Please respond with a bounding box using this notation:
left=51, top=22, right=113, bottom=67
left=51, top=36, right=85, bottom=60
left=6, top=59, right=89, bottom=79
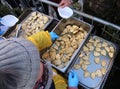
left=52, top=68, right=68, bottom=89
left=27, top=31, right=52, bottom=51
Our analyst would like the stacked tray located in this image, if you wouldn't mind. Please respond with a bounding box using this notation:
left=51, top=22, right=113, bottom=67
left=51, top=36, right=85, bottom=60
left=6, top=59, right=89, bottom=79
left=3, top=10, right=53, bottom=38
left=70, top=35, right=117, bottom=88
left=41, top=17, right=93, bottom=73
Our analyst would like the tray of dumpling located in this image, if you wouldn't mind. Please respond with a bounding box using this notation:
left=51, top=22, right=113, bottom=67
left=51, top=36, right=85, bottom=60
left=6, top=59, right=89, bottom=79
left=18, top=11, right=53, bottom=38
left=72, top=35, right=116, bottom=88
left=42, top=17, right=93, bottom=73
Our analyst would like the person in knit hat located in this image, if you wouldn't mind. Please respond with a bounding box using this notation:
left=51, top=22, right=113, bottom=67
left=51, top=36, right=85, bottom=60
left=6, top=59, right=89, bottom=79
left=0, top=31, right=58, bottom=89
left=0, top=31, right=79, bottom=89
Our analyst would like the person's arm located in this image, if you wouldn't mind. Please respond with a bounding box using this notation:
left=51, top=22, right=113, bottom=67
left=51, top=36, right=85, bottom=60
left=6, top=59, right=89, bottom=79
left=27, top=31, right=59, bottom=51
left=59, top=0, right=78, bottom=8
left=68, top=70, right=79, bottom=89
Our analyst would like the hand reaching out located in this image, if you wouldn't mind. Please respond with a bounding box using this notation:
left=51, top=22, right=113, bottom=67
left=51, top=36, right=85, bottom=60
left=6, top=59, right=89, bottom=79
left=68, top=70, right=79, bottom=87
left=50, top=31, right=59, bottom=41
left=59, top=0, right=72, bottom=8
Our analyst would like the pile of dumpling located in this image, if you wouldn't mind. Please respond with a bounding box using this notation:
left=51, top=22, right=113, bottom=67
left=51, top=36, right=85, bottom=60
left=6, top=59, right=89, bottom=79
left=74, top=36, right=115, bottom=79
left=42, top=25, right=88, bottom=68
left=21, top=12, right=49, bottom=37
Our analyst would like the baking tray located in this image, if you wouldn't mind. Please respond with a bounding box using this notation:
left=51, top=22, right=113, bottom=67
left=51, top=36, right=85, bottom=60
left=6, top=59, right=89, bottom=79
left=2, top=10, right=53, bottom=38
left=70, top=35, right=117, bottom=89
left=21, top=11, right=53, bottom=29
left=2, top=9, right=33, bottom=38
left=42, top=17, right=93, bottom=73
left=18, top=11, right=53, bottom=38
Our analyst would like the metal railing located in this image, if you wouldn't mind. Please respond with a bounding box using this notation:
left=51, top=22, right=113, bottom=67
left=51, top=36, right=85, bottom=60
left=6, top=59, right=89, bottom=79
left=39, top=0, right=120, bottom=30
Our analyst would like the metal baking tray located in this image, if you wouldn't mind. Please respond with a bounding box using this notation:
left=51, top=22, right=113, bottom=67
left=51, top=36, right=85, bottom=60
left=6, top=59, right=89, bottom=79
left=70, top=35, right=117, bottom=89
left=20, top=11, right=53, bottom=29
left=18, top=11, right=53, bottom=38
left=2, top=10, right=53, bottom=38
left=42, top=17, right=93, bottom=73
left=2, top=9, right=32, bottom=38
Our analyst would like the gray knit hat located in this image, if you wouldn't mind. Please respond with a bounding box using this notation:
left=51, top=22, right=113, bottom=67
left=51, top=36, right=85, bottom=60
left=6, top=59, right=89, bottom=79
left=0, top=38, right=40, bottom=89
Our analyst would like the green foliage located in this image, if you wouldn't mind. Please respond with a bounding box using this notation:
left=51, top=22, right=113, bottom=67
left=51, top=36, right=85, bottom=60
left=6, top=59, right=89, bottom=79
left=0, top=4, right=11, bottom=17
left=0, top=4, right=22, bottom=17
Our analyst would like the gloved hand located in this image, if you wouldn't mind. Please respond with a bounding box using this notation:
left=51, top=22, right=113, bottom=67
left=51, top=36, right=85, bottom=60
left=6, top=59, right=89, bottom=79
left=0, top=18, right=3, bottom=26
left=50, top=31, right=59, bottom=41
left=0, top=18, right=9, bottom=35
left=27, top=31, right=52, bottom=51
left=68, top=70, right=79, bottom=87
left=0, top=26, right=9, bottom=35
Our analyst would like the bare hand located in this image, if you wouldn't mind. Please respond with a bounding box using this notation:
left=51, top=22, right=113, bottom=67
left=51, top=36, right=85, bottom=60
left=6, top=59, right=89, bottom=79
left=59, top=0, right=72, bottom=8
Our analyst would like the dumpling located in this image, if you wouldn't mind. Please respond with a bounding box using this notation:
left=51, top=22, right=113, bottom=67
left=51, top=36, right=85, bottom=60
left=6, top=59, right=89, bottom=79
left=79, top=59, right=84, bottom=65
left=96, top=47, right=101, bottom=52
left=83, top=46, right=89, bottom=53
left=94, top=41, right=98, bottom=46
left=100, top=68, right=106, bottom=75
left=52, top=59, right=62, bottom=66
left=81, top=64, right=88, bottom=70
left=101, top=49, right=107, bottom=56
left=84, top=70, right=90, bottom=77
left=97, top=43, right=102, bottom=48
left=82, top=55, right=89, bottom=61
left=43, top=16, right=49, bottom=23
left=102, top=42, right=108, bottom=47
left=94, top=51, right=100, bottom=57
left=31, top=12, right=37, bottom=16
left=104, top=46, right=110, bottom=52
left=108, top=52, right=114, bottom=58
left=101, top=60, right=107, bottom=67
left=94, top=57, right=100, bottom=64
left=57, top=64, right=64, bottom=68
left=109, top=46, right=114, bottom=52
left=74, top=64, right=81, bottom=70
left=89, top=38, right=94, bottom=43
left=84, top=61, right=90, bottom=65
left=96, top=70, right=102, bottom=77
left=56, top=54, right=61, bottom=60
left=79, top=27, right=84, bottom=31
left=61, top=56, right=67, bottom=63
left=95, top=38, right=101, bottom=43
left=91, top=72, right=96, bottom=79
left=79, top=52, right=84, bottom=58
left=89, top=45, right=94, bottom=51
